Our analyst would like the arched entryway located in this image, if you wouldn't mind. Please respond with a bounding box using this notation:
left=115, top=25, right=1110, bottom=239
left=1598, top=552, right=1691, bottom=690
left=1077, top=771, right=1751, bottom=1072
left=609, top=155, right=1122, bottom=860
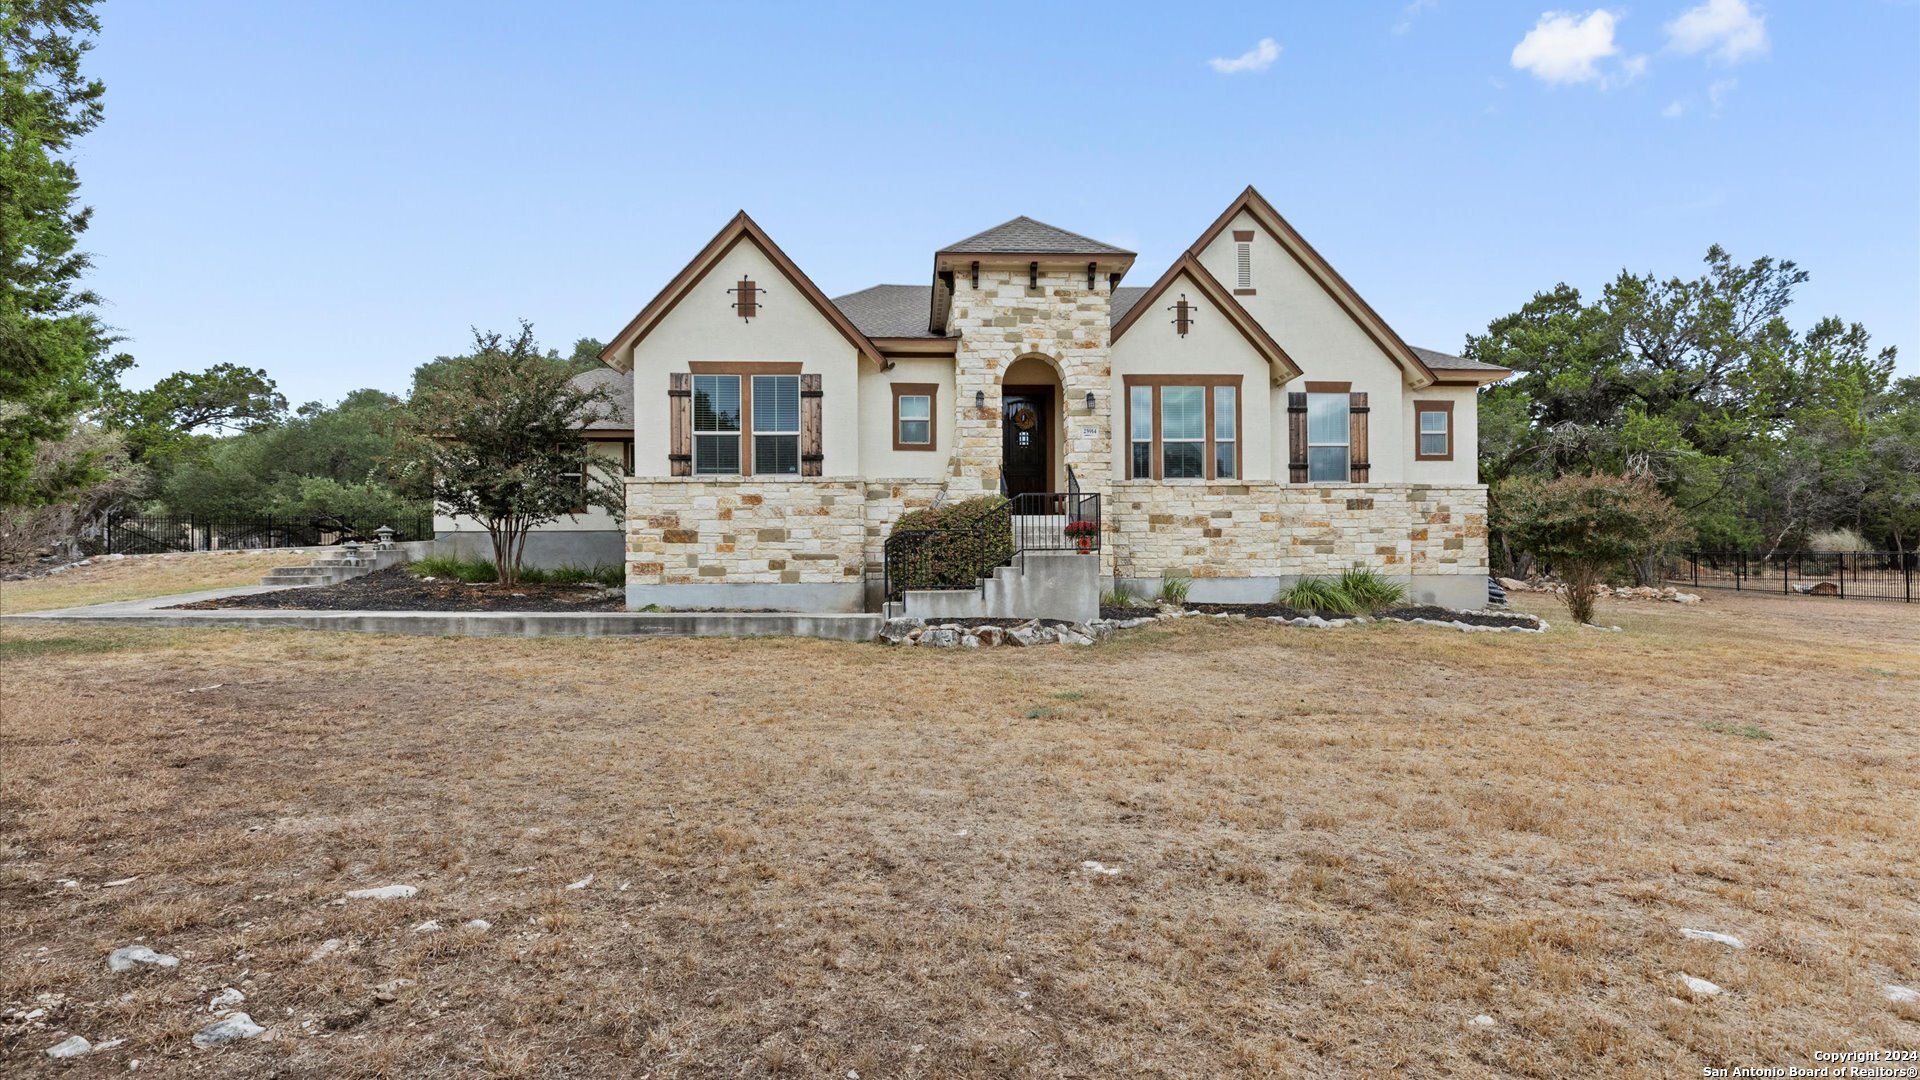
left=1001, top=354, right=1066, bottom=496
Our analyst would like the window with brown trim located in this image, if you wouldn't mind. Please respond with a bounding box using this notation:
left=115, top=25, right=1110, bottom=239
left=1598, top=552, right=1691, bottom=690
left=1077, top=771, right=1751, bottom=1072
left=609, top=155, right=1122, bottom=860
left=686, top=362, right=804, bottom=476
left=1414, top=400, right=1454, bottom=461
left=890, top=383, right=938, bottom=451
left=1122, top=375, right=1244, bottom=480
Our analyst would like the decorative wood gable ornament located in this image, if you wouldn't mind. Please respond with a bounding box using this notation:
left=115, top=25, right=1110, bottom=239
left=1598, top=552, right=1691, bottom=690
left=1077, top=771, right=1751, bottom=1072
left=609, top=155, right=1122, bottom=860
left=1167, top=293, right=1196, bottom=337
left=728, top=278, right=762, bottom=321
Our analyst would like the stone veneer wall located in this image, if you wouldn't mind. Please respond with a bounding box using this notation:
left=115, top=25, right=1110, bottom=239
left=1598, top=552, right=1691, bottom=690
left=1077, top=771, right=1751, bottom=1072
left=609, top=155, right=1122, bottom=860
left=624, top=477, right=946, bottom=587
left=1107, top=482, right=1489, bottom=581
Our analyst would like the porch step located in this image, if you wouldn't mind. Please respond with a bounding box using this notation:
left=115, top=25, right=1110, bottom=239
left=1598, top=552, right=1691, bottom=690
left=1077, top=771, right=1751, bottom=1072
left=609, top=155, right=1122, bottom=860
left=260, top=551, right=390, bottom=588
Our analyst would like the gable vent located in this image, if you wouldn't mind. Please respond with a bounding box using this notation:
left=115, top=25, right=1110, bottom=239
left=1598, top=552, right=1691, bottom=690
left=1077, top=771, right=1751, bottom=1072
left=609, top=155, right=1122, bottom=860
left=1236, top=242, right=1251, bottom=290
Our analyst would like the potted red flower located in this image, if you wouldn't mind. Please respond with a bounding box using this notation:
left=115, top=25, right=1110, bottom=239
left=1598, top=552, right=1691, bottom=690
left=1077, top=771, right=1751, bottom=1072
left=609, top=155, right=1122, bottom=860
left=1063, top=519, right=1098, bottom=554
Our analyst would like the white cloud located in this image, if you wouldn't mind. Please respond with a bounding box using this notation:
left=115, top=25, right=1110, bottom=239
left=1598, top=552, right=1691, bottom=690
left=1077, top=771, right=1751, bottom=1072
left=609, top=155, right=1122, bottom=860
left=1609, top=53, right=1650, bottom=87
left=1208, top=37, right=1281, bottom=74
left=1393, top=0, right=1439, bottom=35
left=1662, top=99, right=1686, bottom=118
left=1708, top=77, right=1738, bottom=115
left=1666, top=0, right=1768, bottom=63
left=1511, top=10, right=1620, bottom=85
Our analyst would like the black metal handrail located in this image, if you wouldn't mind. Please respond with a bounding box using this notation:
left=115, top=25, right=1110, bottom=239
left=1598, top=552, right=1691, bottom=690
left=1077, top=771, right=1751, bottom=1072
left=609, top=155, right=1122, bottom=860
left=1663, top=550, right=1915, bottom=603
left=881, top=491, right=1101, bottom=602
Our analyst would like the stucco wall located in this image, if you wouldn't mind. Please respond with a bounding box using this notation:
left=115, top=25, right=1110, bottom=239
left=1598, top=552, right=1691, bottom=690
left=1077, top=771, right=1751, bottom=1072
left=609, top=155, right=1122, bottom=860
left=1107, top=267, right=1281, bottom=483
left=625, top=239, right=865, bottom=479
left=1402, top=384, right=1481, bottom=486
left=857, top=357, right=953, bottom=479
left=1194, top=209, right=1418, bottom=483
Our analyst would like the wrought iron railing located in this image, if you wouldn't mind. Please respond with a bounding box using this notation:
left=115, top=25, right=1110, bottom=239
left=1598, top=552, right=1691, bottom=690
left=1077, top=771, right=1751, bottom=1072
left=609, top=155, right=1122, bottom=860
left=96, top=511, right=434, bottom=555
left=1662, top=550, right=1915, bottom=603
left=881, top=490, right=1102, bottom=601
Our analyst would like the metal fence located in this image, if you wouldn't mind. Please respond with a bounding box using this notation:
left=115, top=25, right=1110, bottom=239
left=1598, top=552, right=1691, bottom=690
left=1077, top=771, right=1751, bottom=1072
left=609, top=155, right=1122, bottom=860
left=96, top=511, right=434, bottom=555
left=1663, top=550, right=1916, bottom=603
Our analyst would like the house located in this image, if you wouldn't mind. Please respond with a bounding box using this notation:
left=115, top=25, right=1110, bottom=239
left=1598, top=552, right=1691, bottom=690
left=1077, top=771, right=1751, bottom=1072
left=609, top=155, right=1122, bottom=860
left=589, top=187, right=1507, bottom=613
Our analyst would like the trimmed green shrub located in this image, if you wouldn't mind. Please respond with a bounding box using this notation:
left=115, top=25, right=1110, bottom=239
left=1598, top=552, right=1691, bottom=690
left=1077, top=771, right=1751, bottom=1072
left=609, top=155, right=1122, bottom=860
left=1102, top=584, right=1145, bottom=609
left=410, top=554, right=497, bottom=582
left=886, top=496, right=1013, bottom=596
left=409, top=556, right=622, bottom=587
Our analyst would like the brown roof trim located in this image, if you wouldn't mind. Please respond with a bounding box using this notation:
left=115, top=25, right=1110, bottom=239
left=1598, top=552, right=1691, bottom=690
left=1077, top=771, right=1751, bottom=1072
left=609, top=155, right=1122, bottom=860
left=1109, top=252, right=1302, bottom=382
left=870, top=337, right=957, bottom=357
left=600, top=211, right=884, bottom=372
left=1427, top=367, right=1511, bottom=385
left=1188, top=186, right=1438, bottom=389
left=934, top=250, right=1137, bottom=266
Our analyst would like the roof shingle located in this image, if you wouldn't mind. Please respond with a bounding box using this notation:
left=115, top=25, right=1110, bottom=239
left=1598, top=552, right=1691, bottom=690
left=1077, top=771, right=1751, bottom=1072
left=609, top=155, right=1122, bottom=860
left=936, top=216, right=1134, bottom=257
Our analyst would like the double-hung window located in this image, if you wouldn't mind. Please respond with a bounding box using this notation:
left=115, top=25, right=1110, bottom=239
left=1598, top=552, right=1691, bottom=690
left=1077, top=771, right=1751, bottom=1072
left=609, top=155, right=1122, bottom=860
left=692, top=374, right=742, bottom=475
left=1123, top=376, right=1243, bottom=480
left=751, top=374, right=800, bottom=475
left=1306, top=392, right=1350, bottom=482
left=1414, top=400, right=1453, bottom=460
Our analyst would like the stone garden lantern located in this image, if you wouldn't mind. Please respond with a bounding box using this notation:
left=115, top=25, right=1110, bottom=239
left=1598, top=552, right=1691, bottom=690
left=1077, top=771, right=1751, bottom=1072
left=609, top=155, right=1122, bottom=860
left=374, top=525, right=396, bottom=550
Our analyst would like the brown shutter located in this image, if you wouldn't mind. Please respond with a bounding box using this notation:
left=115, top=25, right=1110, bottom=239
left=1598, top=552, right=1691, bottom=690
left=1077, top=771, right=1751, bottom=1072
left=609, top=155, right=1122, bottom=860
left=1287, top=392, right=1308, bottom=483
left=1348, top=391, right=1370, bottom=483
left=668, top=372, right=692, bottom=476
left=799, top=373, right=823, bottom=477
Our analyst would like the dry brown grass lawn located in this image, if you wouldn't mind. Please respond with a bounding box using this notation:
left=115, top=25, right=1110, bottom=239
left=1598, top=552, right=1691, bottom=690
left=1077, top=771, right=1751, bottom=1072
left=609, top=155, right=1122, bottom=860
left=1, top=586, right=1916, bottom=1077
left=0, top=552, right=293, bottom=614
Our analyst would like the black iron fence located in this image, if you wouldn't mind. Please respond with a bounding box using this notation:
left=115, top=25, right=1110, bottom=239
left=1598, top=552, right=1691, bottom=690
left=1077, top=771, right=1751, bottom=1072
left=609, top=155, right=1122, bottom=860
left=96, top=511, right=434, bottom=555
left=882, top=492, right=1102, bottom=601
left=1663, top=550, right=1916, bottom=603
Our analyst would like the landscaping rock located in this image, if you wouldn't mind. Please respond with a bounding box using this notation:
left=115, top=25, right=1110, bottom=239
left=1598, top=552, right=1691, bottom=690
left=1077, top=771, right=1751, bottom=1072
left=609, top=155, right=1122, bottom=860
left=1079, top=860, right=1121, bottom=876
left=1886, top=984, right=1918, bottom=1004
left=344, top=884, right=417, bottom=900
left=918, top=628, right=959, bottom=648
left=1059, top=628, right=1095, bottom=646
left=192, top=1013, right=265, bottom=1048
left=304, top=938, right=344, bottom=964
left=1678, top=928, right=1744, bottom=949
left=878, top=618, right=919, bottom=645
left=372, top=978, right=414, bottom=1003
left=46, top=1035, right=91, bottom=1058
left=974, top=625, right=1004, bottom=646
left=1468, top=1015, right=1496, bottom=1029
left=107, top=945, right=178, bottom=973
left=959, top=633, right=981, bottom=648
left=462, top=918, right=492, bottom=931
left=411, top=920, right=442, bottom=933
left=207, top=987, right=244, bottom=1012
left=565, top=875, right=593, bottom=891
left=1006, top=626, right=1041, bottom=647
left=1676, top=974, right=1722, bottom=997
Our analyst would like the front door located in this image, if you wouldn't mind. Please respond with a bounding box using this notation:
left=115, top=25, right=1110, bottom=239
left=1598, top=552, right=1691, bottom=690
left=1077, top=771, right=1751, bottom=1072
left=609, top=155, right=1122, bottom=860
left=1001, top=388, right=1050, bottom=498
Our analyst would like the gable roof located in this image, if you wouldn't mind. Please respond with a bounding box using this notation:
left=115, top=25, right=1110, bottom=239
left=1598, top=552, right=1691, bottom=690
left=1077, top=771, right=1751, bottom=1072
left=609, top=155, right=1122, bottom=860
left=1109, top=253, right=1302, bottom=382
left=599, top=211, right=884, bottom=372
left=1411, top=345, right=1509, bottom=384
left=1109, top=286, right=1150, bottom=326
left=1189, top=187, right=1440, bottom=389
left=833, top=284, right=951, bottom=340
left=937, top=216, right=1134, bottom=258
left=569, top=366, right=633, bottom=430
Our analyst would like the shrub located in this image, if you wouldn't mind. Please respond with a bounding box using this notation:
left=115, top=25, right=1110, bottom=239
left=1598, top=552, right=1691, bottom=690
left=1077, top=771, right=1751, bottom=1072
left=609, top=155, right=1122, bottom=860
left=1807, top=528, right=1871, bottom=554
left=1493, top=473, right=1687, bottom=625
left=1276, top=564, right=1407, bottom=615
left=1157, top=574, right=1192, bottom=605
left=1277, top=576, right=1361, bottom=616
left=410, top=554, right=497, bottom=582
left=885, top=496, right=1013, bottom=597
left=1335, top=564, right=1408, bottom=611
left=1102, top=583, right=1144, bottom=609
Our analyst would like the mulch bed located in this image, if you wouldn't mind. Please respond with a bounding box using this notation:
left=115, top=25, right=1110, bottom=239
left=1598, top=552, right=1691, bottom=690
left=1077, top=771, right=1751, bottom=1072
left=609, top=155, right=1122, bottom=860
left=170, top=567, right=627, bottom=613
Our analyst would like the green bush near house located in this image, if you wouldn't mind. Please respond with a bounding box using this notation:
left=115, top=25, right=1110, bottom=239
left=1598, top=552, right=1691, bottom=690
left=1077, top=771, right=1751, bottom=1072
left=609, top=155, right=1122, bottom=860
left=1157, top=574, right=1192, bottom=604
left=1102, top=583, right=1146, bottom=609
left=410, top=554, right=498, bottom=582
left=1277, top=564, right=1407, bottom=616
left=885, top=496, right=1014, bottom=597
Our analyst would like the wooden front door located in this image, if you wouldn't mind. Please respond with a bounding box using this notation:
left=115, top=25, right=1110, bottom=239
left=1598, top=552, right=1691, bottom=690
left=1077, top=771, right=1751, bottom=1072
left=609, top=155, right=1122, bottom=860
left=1001, top=388, right=1050, bottom=498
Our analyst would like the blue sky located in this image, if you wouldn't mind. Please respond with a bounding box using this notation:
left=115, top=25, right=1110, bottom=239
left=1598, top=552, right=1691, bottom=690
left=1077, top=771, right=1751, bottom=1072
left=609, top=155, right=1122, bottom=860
left=80, top=1, right=1919, bottom=407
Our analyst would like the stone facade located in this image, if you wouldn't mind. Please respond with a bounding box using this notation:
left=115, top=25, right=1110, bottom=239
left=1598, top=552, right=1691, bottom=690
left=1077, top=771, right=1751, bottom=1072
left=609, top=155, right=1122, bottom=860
left=1108, top=482, right=1488, bottom=581
left=625, top=477, right=945, bottom=588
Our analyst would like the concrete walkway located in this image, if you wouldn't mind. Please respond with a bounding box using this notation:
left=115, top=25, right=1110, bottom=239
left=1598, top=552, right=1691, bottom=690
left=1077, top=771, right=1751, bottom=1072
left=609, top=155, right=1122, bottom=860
left=3, top=585, right=882, bottom=642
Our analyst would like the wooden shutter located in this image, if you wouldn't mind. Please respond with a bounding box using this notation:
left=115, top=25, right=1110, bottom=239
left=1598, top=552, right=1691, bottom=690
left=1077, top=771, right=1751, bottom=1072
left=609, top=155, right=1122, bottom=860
left=1287, top=392, right=1308, bottom=483
left=668, top=372, right=692, bottom=476
left=1348, top=392, right=1370, bottom=483
left=799, top=373, right=823, bottom=477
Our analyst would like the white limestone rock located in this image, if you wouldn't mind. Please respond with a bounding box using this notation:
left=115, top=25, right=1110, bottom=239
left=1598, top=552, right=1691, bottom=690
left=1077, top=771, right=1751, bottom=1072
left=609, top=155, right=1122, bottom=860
left=1676, top=974, right=1722, bottom=997
left=1678, top=928, right=1745, bottom=950
left=1885, top=984, right=1918, bottom=1004
left=191, top=1012, right=265, bottom=1048
left=106, top=945, right=178, bottom=973
left=411, top=919, right=442, bottom=933
left=878, top=617, right=919, bottom=645
left=304, top=938, right=344, bottom=964
left=462, top=918, right=492, bottom=931
left=207, top=987, right=244, bottom=1012
left=918, top=628, right=960, bottom=648
left=46, top=1035, right=91, bottom=1058
left=344, top=884, right=417, bottom=900
left=1467, top=1015, right=1496, bottom=1029
left=959, top=634, right=981, bottom=649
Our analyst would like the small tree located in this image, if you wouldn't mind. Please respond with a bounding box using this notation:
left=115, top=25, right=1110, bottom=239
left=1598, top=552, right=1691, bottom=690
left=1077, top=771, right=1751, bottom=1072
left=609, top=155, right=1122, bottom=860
left=1493, top=473, right=1687, bottom=625
left=391, top=323, right=621, bottom=585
